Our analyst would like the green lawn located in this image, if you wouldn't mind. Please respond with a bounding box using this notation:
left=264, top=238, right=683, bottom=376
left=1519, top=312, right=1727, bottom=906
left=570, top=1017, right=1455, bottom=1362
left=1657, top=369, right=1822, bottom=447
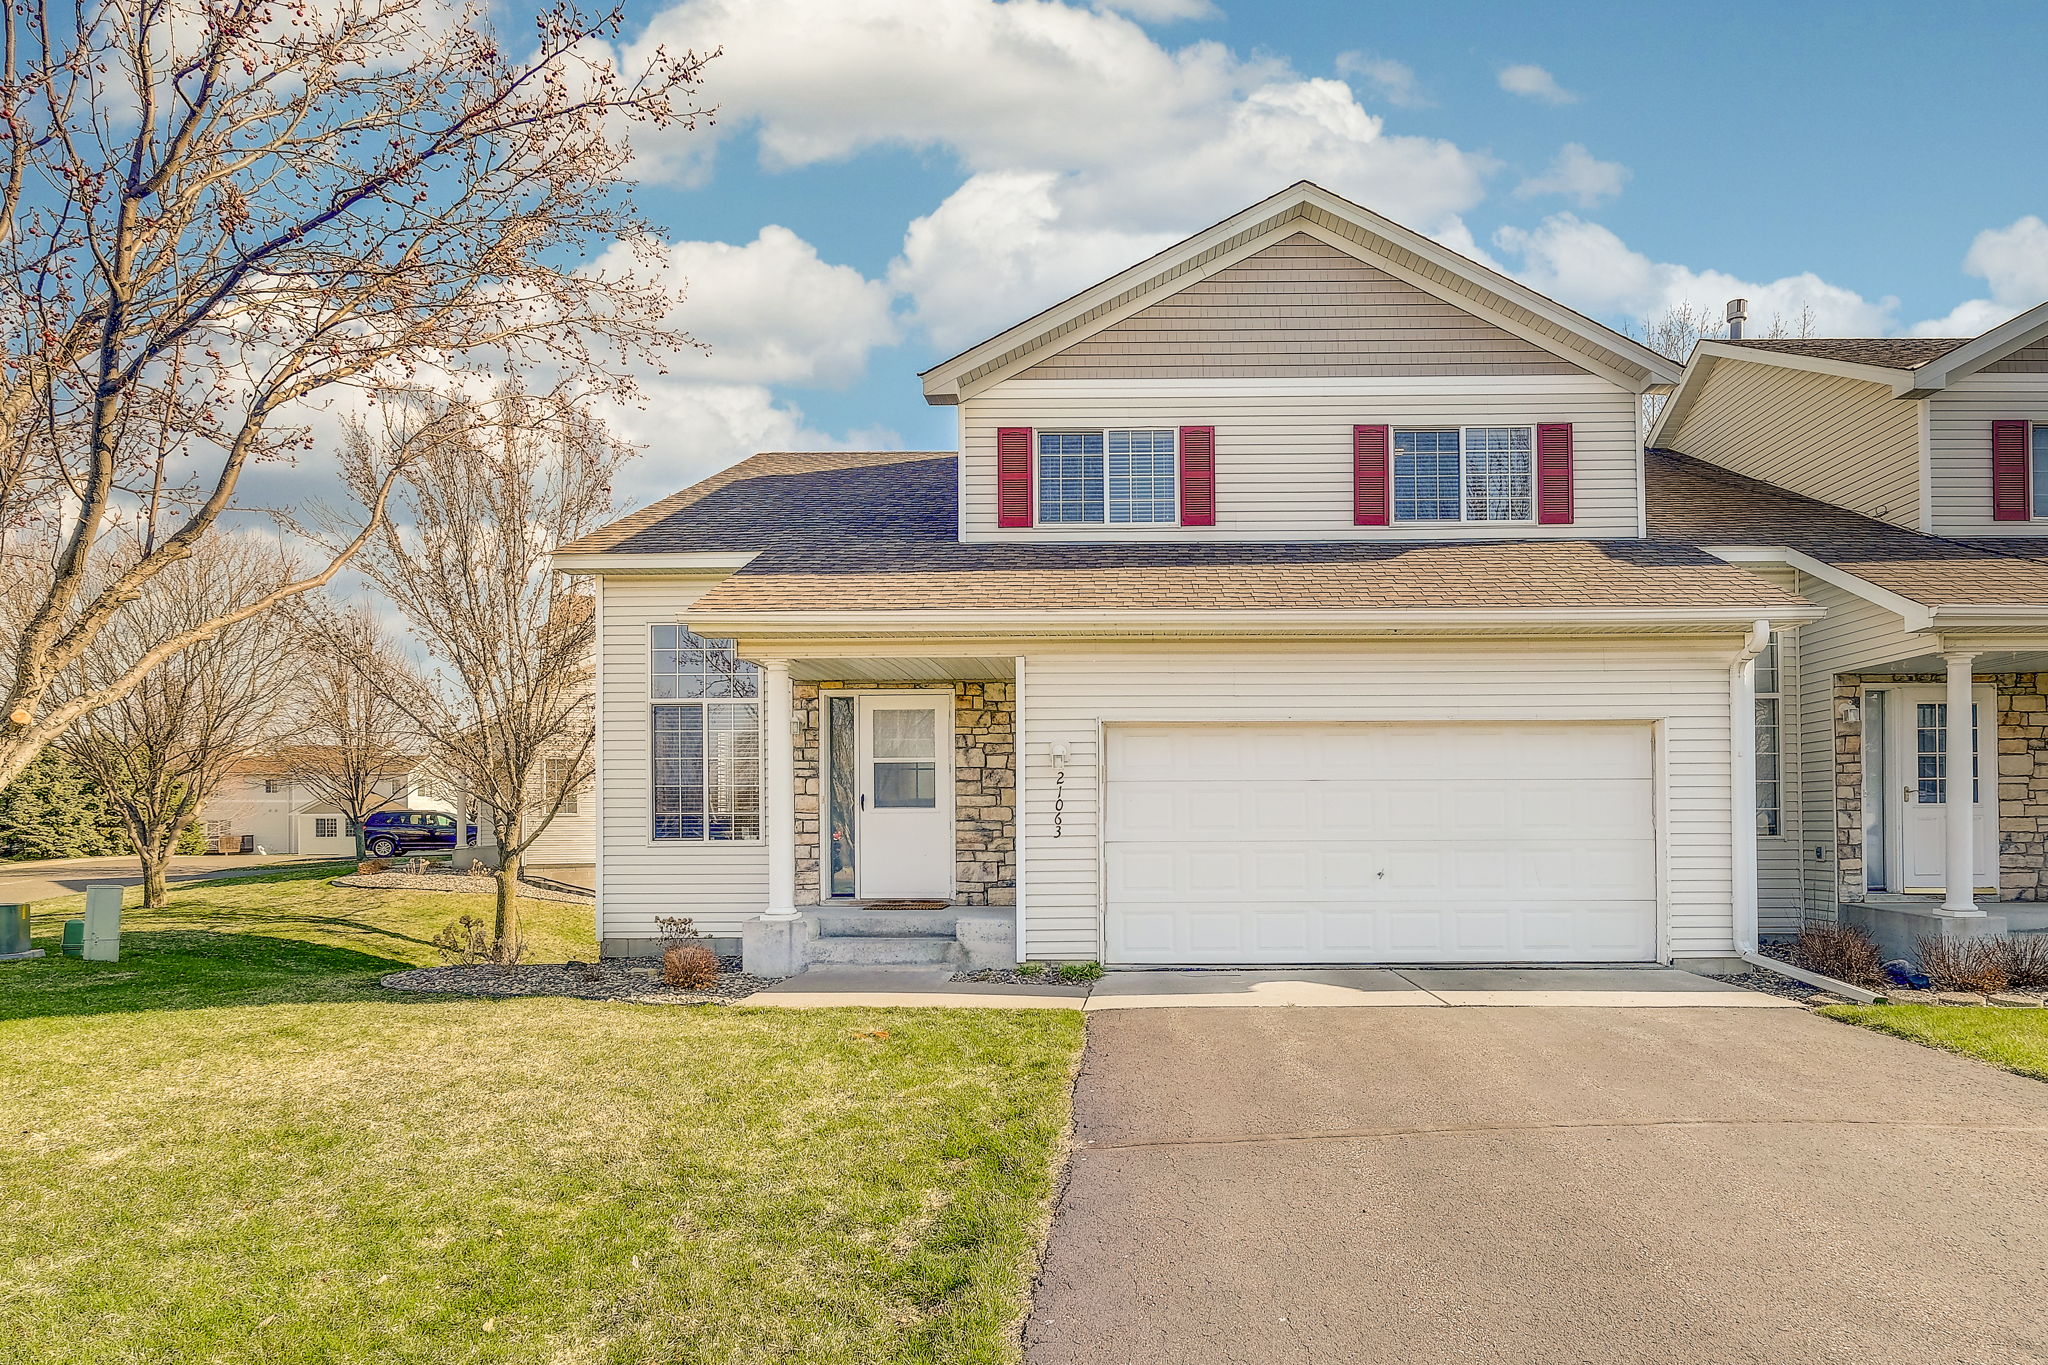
left=0, top=868, right=1083, bottom=1364
left=1820, top=1003, right=2048, bottom=1082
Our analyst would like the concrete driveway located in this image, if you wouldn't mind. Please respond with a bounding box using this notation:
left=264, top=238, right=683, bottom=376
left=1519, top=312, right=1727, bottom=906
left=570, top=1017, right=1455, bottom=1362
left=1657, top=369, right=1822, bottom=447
left=1026, top=1006, right=2048, bottom=1364
left=0, top=853, right=322, bottom=903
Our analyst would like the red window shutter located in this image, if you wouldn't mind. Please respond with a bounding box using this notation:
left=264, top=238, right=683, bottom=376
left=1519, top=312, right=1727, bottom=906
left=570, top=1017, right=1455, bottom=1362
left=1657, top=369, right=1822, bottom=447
left=1179, top=425, right=1215, bottom=526
left=1535, top=423, right=1575, bottom=525
left=1352, top=425, right=1390, bottom=526
left=996, top=427, right=1033, bottom=528
left=1992, top=419, right=2031, bottom=522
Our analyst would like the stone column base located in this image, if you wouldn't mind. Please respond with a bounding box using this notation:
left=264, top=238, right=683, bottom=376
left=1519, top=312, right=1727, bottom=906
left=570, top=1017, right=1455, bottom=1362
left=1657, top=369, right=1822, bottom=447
left=742, top=914, right=817, bottom=978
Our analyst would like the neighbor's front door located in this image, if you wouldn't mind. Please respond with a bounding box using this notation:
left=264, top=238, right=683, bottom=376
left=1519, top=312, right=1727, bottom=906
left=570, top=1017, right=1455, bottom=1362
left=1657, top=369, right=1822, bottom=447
left=854, top=694, right=953, bottom=900
left=1890, top=685, right=1999, bottom=894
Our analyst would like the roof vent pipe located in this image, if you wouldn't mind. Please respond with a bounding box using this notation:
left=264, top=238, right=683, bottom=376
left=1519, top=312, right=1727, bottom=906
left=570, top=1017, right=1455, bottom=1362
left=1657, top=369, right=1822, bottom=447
left=1725, top=297, right=1749, bottom=340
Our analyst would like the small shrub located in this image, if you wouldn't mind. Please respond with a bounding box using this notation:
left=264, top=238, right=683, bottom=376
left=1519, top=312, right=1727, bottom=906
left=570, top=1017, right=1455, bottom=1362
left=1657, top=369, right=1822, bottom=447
left=1982, top=933, right=2048, bottom=990
left=1793, top=924, right=1884, bottom=986
left=432, top=914, right=492, bottom=966
left=663, top=943, right=720, bottom=990
left=1014, top=961, right=1047, bottom=978
left=357, top=857, right=393, bottom=875
left=1916, top=935, right=2012, bottom=994
left=1056, top=960, right=1105, bottom=984
left=654, top=915, right=702, bottom=951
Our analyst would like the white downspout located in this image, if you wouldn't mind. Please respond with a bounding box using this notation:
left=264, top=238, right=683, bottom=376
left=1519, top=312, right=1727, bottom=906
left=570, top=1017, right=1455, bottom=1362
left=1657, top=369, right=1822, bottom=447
left=1729, top=619, right=1770, bottom=956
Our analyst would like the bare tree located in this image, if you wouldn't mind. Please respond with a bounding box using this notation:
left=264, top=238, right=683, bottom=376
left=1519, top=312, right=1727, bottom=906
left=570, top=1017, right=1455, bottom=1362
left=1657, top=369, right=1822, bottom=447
left=1633, top=302, right=1726, bottom=363
left=342, top=387, right=623, bottom=958
left=0, top=0, right=710, bottom=789
left=61, top=539, right=303, bottom=907
left=270, top=605, right=421, bottom=859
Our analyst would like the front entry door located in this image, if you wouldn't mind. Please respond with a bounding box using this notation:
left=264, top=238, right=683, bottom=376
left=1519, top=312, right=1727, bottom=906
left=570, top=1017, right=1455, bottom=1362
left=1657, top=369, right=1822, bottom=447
left=1890, top=685, right=1998, bottom=894
left=854, top=694, right=953, bottom=900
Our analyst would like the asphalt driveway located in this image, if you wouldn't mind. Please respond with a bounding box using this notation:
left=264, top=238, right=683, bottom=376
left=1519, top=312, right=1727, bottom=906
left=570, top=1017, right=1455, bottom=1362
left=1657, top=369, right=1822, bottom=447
left=1026, top=1006, right=2048, bottom=1364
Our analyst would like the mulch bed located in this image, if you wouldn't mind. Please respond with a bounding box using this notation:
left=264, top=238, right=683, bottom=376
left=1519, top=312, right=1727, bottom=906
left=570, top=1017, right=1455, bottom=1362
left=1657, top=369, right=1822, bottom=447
left=380, top=956, right=769, bottom=1005
left=1704, top=970, right=1836, bottom=1005
left=334, top=870, right=592, bottom=904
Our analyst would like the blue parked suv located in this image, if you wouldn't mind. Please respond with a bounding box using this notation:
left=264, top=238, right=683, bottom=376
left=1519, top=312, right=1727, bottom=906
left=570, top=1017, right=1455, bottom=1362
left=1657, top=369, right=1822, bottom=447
left=361, top=811, right=476, bottom=858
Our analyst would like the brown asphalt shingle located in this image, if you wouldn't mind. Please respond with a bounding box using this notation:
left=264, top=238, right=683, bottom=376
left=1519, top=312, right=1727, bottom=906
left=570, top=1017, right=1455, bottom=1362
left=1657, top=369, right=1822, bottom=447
left=569, top=450, right=1806, bottom=614
left=1717, top=338, right=1968, bottom=369
left=1646, top=451, right=2048, bottom=606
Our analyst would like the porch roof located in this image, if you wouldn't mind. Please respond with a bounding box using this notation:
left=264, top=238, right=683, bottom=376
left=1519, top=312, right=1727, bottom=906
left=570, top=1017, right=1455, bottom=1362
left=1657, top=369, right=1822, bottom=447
left=1647, top=452, right=2048, bottom=609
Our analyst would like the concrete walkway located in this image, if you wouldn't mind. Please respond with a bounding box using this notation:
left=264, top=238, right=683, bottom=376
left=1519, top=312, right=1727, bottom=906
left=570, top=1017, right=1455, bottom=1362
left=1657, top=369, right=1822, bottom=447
left=743, top=965, right=1792, bottom=1010
left=0, top=853, right=326, bottom=904
left=1026, top=1006, right=2048, bottom=1364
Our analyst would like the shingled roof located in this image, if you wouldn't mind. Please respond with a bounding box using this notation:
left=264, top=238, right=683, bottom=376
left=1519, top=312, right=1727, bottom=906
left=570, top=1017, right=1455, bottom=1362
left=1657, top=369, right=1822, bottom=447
left=1646, top=451, right=2048, bottom=606
left=566, top=450, right=1807, bottom=615
left=1716, top=338, right=1968, bottom=370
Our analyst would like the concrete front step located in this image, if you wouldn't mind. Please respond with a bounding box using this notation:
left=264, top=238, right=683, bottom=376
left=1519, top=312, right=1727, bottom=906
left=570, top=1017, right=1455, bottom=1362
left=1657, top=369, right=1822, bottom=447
left=813, top=908, right=965, bottom=937
left=805, top=934, right=964, bottom=967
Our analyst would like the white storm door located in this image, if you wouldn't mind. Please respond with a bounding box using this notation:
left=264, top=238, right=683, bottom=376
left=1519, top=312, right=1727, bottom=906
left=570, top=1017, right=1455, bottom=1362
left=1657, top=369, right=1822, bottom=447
left=854, top=695, right=953, bottom=900
left=1891, top=686, right=1998, bottom=893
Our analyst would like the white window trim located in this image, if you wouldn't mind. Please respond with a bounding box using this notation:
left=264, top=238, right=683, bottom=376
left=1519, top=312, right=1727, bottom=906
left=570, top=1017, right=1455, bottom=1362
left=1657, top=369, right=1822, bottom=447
left=2031, top=422, right=2048, bottom=522
left=1392, top=424, right=1539, bottom=527
left=648, top=624, right=765, bottom=846
left=1033, top=427, right=1180, bottom=527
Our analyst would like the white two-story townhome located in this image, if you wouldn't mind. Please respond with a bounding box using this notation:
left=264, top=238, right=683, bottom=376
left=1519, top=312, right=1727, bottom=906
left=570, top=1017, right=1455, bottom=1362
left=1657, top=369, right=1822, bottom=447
left=556, top=181, right=2048, bottom=975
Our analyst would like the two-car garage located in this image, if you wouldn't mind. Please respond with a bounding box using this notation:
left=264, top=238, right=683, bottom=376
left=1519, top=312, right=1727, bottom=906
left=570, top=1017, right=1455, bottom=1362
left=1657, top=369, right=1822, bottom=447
left=1102, top=721, right=1660, bottom=965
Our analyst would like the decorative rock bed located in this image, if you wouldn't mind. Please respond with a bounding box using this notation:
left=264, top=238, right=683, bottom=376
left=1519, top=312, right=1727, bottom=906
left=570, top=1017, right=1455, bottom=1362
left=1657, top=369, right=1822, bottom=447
left=380, top=956, right=769, bottom=1005
left=334, top=870, right=592, bottom=904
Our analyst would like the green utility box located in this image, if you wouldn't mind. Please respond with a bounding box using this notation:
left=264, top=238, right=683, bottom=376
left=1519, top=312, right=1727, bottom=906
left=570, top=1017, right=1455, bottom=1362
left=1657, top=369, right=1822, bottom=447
left=61, top=919, right=84, bottom=957
left=82, top=884, right=122, bottom=962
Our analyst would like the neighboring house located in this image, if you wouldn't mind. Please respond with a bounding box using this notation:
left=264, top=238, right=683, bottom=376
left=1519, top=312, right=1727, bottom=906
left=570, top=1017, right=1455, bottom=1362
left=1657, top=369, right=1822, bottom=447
left=1650, top=324, right=2048, bottom=957
left=200, top=754, right=453, bottom=856
left=523, top=750, right=595, bottom=868
left=555, top=180, right=2048, bottom=974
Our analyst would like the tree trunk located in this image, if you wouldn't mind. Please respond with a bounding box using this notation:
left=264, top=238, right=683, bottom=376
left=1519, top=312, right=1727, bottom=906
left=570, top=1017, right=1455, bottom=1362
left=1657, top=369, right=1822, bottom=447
left=139, top=844, right=171, bottom=909
left=494, top=849, right=521, bottom=963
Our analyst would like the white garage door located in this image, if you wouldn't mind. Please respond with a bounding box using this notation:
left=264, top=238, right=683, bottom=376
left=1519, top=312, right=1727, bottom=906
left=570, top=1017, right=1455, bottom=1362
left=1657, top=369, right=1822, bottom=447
left=1105, top=722, right=1658, bottom=965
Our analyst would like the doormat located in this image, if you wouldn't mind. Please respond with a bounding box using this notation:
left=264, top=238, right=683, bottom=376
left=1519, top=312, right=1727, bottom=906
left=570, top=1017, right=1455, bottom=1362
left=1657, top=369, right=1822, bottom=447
left=858, top=900, right=953, bottom=912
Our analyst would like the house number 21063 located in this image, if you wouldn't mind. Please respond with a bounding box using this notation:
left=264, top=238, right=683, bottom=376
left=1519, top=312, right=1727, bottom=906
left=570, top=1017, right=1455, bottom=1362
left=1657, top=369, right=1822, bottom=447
left=1052, top=769, right=1065, bottom=838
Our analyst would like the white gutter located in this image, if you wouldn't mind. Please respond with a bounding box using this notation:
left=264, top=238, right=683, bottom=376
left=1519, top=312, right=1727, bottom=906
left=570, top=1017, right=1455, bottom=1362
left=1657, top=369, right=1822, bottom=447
left=1729, top=618, right=1770, bottom=957
left=1703, top=546, right=1934, bottom=630
left=687, top=604, right=1825, bottom=640
left=1738, top=950, right=1885, bottom=1004
left=552, top=551, right=758, bottom=576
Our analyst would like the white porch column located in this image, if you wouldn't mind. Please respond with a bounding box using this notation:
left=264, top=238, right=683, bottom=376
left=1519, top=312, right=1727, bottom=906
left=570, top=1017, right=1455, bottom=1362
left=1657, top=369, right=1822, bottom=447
left=1943, top=651, right=1984, bottom=915
left=760, top=659, right=800, bottom=919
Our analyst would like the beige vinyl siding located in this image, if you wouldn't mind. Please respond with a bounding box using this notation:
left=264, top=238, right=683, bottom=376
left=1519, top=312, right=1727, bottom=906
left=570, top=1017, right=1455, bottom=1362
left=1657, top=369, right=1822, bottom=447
left=1018, top=235, right=1584, bottom=381
left=526, top=792, right=594, bottom=864
left=1745, top=563, right=1806, bottom=933
left=596, top=577, right=767, bottom=941
left=1984, top=340, right=2048, bottom=375
left=1784, top=572, right=1931, bottom=919
left=960, top=375, right=1642, bottom=541
left=1016, top=640, right=1741, bottom=962
left=1663, top=357, right=1922, bottom=529
left=1927, top=372, right=2048, bottom=537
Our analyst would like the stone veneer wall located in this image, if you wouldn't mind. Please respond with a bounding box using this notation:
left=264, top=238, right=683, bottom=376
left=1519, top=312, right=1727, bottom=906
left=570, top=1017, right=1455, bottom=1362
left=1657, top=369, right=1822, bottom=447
left=1833, top=672, right=2048, bottom=905
left=790, top=681, right=1015, bottom=906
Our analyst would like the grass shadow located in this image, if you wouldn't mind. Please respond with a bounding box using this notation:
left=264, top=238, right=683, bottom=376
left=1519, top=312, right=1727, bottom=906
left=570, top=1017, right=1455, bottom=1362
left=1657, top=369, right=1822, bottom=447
left=0, top=928, right=444, bottom=1022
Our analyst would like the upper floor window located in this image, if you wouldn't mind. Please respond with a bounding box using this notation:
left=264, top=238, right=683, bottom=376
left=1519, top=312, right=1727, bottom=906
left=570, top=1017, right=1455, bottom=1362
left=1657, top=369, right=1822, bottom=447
left=1393, top=426, right=1535, bottom=523
left=1038, top=429, right=1176, bottom=524
left=650, top=626, right=760, bottom=841
left=2033, top=424, right=2048, bottom=517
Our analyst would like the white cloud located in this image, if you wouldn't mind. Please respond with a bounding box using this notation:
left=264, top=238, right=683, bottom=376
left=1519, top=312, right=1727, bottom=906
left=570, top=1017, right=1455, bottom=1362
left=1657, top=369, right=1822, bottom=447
left=1909, top=215, right=2048, bottom=336
left=1493, top=212, right=1898, bottom=336
left=1335, top=51, right=1431, bottom=108
left=1514, top=143, right=1628, bottom=208
left=597, top=381, right=901, bottom=502
left=1497, top=63, right=1578, bottom=104
left=585, top=226, right=899, bottom=387
left=1091, top=0, right=1217, bottom=21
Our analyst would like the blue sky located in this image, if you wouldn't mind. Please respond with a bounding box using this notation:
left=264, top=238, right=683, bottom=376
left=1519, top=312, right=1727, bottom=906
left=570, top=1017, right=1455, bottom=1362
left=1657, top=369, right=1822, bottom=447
left=587, top=0, right=2048, bottom=505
